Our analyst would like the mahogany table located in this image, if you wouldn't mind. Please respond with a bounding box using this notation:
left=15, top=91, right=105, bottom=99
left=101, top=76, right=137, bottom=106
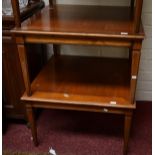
left=12, top=1, right=144, bottom=154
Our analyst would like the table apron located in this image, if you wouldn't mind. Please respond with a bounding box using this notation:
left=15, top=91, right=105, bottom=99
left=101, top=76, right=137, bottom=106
left=15, top=35, right=136, bottom=47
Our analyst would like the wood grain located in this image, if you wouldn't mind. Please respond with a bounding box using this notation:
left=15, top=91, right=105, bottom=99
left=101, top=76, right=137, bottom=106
left=134, top=0, right=143, bottom=32
left=130, top=50, right=141, bottom=103
left=124, top=111, right=133, bottom=155
left=11, top=0, right=21, bottom=27
left=26, top=106, right=38, bottom=146
left=21, top=55, right=134, bottom=109
left=11, top=1, right=144, bottom=153
left=17, top=44, right=32, bottom=96
left=12, top=5, right=144, bottom=36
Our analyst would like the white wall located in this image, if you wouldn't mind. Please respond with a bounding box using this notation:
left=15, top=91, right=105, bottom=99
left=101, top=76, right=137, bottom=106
left=136, top=0, right=152, bottom=100
left=44, top=0, right=152, bottom=101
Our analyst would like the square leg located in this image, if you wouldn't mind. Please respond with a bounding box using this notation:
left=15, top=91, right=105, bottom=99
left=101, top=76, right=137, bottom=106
left=123, top=111, right=133, bottom=155
left=26, top=105, right=38, bottom=146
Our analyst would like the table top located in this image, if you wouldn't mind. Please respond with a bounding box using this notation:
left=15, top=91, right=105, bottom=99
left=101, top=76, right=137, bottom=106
left=22, top=55, right=135, bottom=109
left=12, top=5, right=144, bottom=40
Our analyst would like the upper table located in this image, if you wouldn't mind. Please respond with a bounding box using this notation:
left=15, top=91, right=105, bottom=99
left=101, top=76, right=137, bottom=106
left=12, top=4, right=144, bottom=46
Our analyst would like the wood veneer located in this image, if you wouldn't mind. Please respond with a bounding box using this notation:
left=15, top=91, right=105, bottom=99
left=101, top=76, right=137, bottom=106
left=11, top=0, right=144, bottom=154
left=22, top=56, right=134, bottom=109
left=14, top=5, right=144, bottom=36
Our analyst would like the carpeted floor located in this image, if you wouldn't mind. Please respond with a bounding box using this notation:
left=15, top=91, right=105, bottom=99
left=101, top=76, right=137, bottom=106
left=3, top=152, right=48, bottom=155
left=3, top=102, right=152, bottom=155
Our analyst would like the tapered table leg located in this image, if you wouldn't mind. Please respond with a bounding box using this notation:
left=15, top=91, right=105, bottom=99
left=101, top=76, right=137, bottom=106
left=123, top=111, right=133, bottom=155
left=26, top=106, right=38, bottom=146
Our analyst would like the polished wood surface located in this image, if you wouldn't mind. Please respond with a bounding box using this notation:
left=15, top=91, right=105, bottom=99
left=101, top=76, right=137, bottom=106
left=12, top=5, right=144, bottom=47
left=26, top=106, right=38, bottom=146
left=22, top=56, right=135, bottom=109
left=11, top=0, right=21, bottom=27
left=124, top=111, right=133, bottom=155
left=12, top=1, right=144, bottom=154
left=13, top=5, right=144, bottom=36
left=17, top=44, right=32, bottom=96
left=134, top=0, right=143, bottom=32
left=130, top=49, right=141, bottom=103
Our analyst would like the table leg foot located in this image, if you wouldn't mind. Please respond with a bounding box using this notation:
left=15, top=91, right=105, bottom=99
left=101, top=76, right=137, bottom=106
left=123, top=112, right=133, bottom=155
left=26, top=106, right=38, bottom=146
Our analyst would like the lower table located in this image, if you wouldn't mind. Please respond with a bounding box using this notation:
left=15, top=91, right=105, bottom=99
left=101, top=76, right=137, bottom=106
left=21, top=55, right=136, bottom=155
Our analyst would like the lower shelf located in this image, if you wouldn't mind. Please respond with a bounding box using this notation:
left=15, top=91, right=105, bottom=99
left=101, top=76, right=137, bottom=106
left=22, top=55, right=135, bottom=109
